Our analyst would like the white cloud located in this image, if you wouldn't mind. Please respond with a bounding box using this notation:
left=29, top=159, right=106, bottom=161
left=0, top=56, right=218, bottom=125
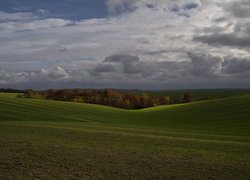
left=0, top=0, right=249, bottom=89
left=48, top=66, right=70, bottom=80
left=0, top=18, right=71, bottom=32
left=0, top=66, right=70, bottom=85
left=0, top=11, right=35, bottom=21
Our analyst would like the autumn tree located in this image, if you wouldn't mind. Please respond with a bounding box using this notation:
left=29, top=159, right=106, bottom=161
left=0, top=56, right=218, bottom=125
left=159, top=96, right=170, bottom=105
left=23, top=89, right=40, bottom=98
left=21, top=89, right=190, bottom=109
left=181, top=93, right=192, bottom=103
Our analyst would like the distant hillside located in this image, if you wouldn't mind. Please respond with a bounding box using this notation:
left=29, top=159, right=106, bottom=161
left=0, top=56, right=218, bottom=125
left=135, top=89, right=250, bottom=101
left=0, top=88, right=24, bottom=93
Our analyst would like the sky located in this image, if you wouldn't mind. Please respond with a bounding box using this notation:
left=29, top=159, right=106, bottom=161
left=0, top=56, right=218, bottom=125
left=0, top=0, right=250, bottom=90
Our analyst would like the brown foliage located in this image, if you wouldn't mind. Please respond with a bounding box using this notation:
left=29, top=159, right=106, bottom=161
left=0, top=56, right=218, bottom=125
left=20, top=89, right=192, bottom=109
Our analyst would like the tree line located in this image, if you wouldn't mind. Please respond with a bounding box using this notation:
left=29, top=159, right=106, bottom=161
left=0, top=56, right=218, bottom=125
left=18, top=89, right=191, bottom=109
left=0, top=88, right=24, bottom=93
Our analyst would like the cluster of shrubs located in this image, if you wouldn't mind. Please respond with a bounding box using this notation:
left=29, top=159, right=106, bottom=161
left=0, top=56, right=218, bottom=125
left=18, top=89, right=191, bottom=109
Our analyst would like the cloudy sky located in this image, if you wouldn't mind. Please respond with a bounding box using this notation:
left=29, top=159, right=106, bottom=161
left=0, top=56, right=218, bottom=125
left=0, top=0, right=250, bottom=89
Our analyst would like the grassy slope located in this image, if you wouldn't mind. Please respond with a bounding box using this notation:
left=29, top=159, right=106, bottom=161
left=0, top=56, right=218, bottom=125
left=0, top=93, right=250, bottom=179
left=137, top=89, right=250, bottom=100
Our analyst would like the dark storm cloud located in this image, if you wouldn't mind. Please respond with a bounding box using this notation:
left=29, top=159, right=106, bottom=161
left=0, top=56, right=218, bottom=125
left=1, top=53, right=250, bottom=89
left=104, top=54, right=140, bottom=63
left=144, top=50, right=169, bottom=56
left=187, top=52, right=222, bottom=77
left=168, top=1, right=200, bottom=17
left=222, top=58, right=250, bottom=74
left=169, top=2, right=199, bottom=13
left=194, top=33, right=250, bottom=48
left=102, top=54, right=142, bottom=74
left=93, top=63, right=119, bottom=73
left=225, top=0, right=250, bottom=18
left=93, top=53, right=223, bottom=80
left=183, top=2, right=199, bottom=10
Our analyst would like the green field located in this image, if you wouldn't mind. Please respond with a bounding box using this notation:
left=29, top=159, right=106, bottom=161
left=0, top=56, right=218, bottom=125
left=0, top=92, right=250, bottom=179
left=138, top=89, right=250, bottom=100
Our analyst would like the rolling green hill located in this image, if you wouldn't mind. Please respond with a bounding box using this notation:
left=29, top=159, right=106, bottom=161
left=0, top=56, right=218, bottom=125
left=0, top=93, right=250, bottom=179
left=136, top=89, right=250, bottom=101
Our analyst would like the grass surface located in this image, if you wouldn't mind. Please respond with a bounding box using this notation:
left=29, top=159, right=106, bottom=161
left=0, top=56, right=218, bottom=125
left=138, top=89, right=250, bottom=100
left=0, top=93, right=250, bottom=179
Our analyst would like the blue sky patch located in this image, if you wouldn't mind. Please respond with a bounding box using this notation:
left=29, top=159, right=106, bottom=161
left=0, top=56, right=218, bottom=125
left=0, top=0, right=108, bottom=20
